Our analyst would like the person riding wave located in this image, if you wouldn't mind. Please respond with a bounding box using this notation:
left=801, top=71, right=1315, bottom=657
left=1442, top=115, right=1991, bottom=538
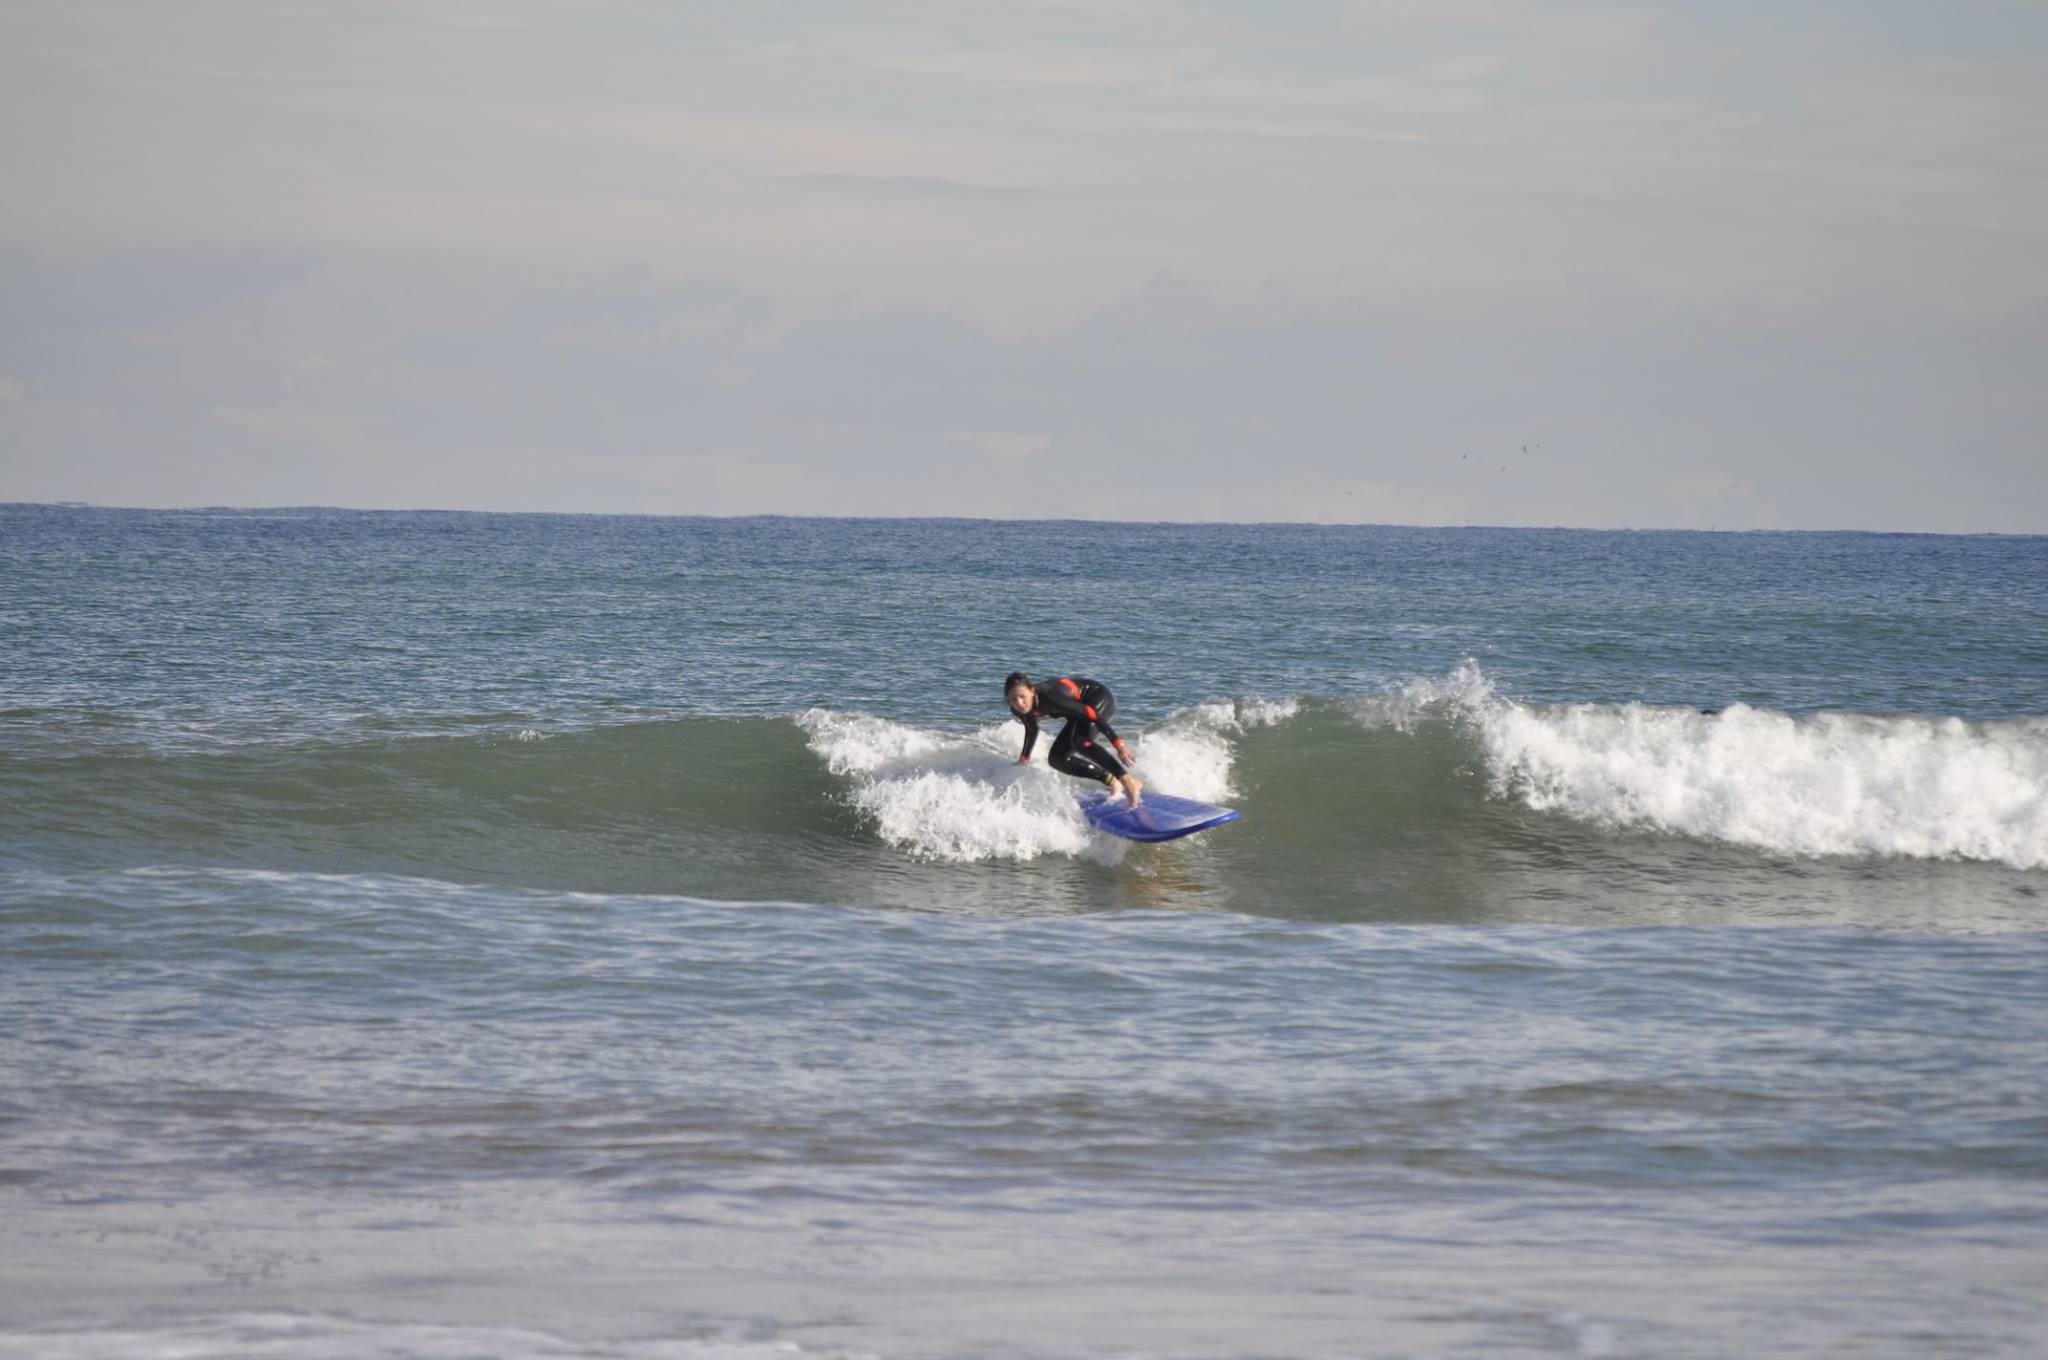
left=1005, top=671, right=1144, bottom=807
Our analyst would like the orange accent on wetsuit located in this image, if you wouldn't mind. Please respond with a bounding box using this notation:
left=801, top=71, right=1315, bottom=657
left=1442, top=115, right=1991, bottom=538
left=1015, top=676, right=1127, bottom=784
left=1056, top=676, right=1098, bottom=721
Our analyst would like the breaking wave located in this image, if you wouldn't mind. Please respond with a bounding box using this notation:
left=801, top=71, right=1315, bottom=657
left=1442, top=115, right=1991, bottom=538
left=1358, top=663, right=2048, bottom=870
left=6, top=678, right=2042, bottom=881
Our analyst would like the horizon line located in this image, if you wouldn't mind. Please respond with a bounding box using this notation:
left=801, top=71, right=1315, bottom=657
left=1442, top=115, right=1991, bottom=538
left=4, top=500, right=2041, bottom=539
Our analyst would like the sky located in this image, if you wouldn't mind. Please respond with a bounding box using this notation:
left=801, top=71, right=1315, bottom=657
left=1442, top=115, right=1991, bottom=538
left=2, top=0, right=2044, bottom=530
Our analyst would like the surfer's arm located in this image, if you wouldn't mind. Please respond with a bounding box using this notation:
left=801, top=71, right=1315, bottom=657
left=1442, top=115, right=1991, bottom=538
left=1017, top=714, right=1038, bottom=762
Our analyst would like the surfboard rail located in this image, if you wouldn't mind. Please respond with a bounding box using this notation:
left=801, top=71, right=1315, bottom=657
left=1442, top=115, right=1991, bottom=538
left=1079, top=790, right=1242, bottom=843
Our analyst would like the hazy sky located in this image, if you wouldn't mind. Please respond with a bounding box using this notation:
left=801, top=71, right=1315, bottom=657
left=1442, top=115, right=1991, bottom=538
left=3, top=0, right=2044, bottom=529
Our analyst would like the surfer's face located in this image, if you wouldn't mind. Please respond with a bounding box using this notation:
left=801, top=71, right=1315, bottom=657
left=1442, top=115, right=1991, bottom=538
left=1007, top=687, right=1034, bottom=716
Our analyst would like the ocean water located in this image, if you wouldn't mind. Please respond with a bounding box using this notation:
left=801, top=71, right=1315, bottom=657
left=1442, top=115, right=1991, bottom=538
left=2, top=504, right=2045, bottom=1359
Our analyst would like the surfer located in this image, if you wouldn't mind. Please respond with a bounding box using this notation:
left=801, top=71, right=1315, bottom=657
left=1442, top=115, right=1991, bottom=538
left=1005, top=672, right=1144, bottom=806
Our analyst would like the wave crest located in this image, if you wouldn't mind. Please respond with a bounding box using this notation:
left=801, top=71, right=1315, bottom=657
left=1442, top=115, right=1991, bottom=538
left=1356, top=666, right=2048, bottom=869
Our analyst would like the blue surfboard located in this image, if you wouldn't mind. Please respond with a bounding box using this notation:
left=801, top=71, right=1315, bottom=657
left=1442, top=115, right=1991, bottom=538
left=1079, top=789, right=1242, bottom=843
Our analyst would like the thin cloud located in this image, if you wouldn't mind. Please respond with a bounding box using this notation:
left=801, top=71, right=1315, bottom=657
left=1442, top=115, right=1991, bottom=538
left=0, top=0, right=2042, bottom=528
left=793, top=173, right=1045, bottom=201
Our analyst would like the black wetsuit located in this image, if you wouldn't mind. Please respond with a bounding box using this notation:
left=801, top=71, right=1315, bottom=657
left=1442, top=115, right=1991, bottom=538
left=1016, top=677, right=1128, bottom=784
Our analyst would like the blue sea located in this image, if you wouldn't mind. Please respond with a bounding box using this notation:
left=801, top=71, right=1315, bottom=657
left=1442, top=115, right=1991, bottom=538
left=2, top=505, right=2045, bottom=1359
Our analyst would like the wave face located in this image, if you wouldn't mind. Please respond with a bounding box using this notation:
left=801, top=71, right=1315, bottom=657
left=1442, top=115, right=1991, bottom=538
left=5, top=676, right=2041, bottom=928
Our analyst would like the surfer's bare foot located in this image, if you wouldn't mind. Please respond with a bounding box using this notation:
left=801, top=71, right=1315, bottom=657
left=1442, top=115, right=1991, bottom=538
left=1120, top=773, right=1144, bottom=806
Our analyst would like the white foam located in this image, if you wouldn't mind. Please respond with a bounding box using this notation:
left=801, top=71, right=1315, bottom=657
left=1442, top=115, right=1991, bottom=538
left=1351, top=660, right=1498, bottom=733
left=0, top=1314, right=875, bottom=1360
left=1233, top=695, right=1303, bottom=729
left=794, top=703, right=1268, bottom=863
left=1488, top=702, right=2048, bottom=868
left=1134, top=697, right=1296, bottom=806
left=1356, top=666, right=2048, bottom=869
left=796, top=710, right=1100, bottom=862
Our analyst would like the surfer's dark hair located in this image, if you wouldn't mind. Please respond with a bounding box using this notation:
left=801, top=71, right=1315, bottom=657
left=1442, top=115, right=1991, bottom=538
left=1003, top=671, right=1031, bottom=694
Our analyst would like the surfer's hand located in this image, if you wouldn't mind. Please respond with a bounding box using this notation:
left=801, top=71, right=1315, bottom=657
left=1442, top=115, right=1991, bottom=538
left=1113, top=740, right=1135, bottom=765
left=1016, top=754, right=1030, bottom=764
